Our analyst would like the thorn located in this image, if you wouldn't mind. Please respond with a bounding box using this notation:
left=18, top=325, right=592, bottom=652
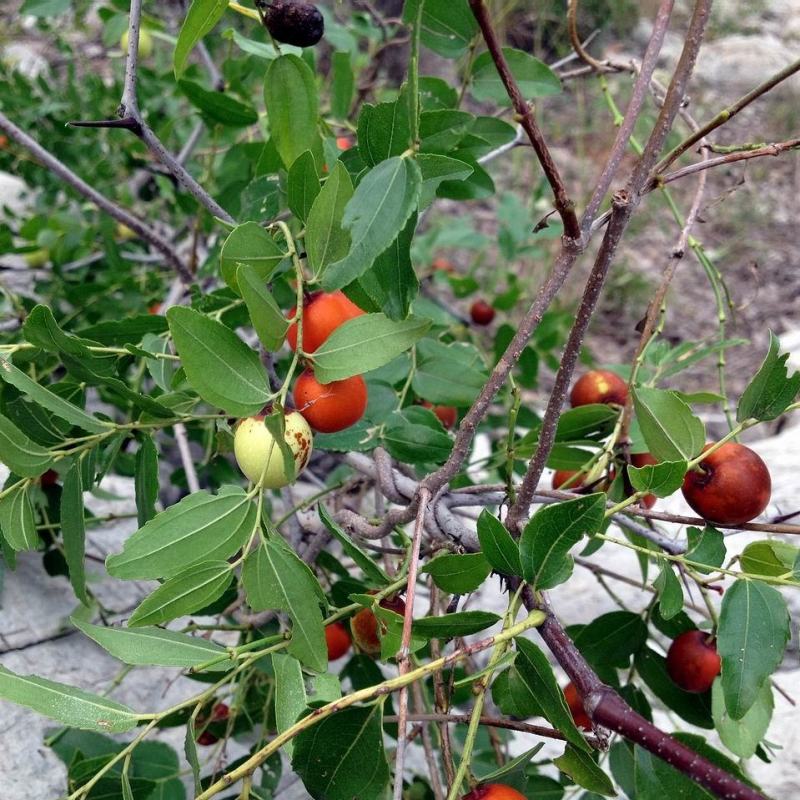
left=67, top=116, right=141, bottom=132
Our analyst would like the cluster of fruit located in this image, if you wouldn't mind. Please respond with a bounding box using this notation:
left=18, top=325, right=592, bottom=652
left=557, top=369, right=772, bottom=526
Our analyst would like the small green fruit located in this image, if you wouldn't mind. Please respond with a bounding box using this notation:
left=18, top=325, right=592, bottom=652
left=234, top=412, right=312, bottom=488
left=24, top=248, right=49, bottom=268
left=121, top=28, right=154, bottom=59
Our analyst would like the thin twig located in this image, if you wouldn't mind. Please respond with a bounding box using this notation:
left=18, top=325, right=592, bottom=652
left=393, top=487, right=431, bottom=800
left=0, top=111, right=192, bottom=284
left=654, top=55, right=800, bottom=174
left=384, top=713, right=605, bottom=749
left=656, top=138, right=800, bottom=187
left=468, top=0, right=581, bottom=240
left=506, top=0, right=710, bottom=532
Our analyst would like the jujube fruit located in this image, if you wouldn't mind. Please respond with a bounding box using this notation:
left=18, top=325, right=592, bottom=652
left=40, top=469, right=59, bottom=488
left=681, top=442, right=771, bottom=525
left=336, top=136, right=353, bottom=151
left=233, top=413, right=312, bottom=488
left=552, top=468, right=614, bottom=492
left=350, top=594, right=406, bottom=656
left=461, top=784, right=527, bottom=800
left=196, top=702, right=230, bottom=745
left=563, top=682, right=591, bottom=730
left=470, top=300, right=495, bottom=326
left=569, top=370, right=628, bottom=408
left=121, top=28, right=153, bottom=58
left=261, top=0, right=324, bottom=47
left=286, top=290, right=364, bottom=353
left=293, top=369, right=367, bottom=433
left=422, top=401, right=457, bottom=429
left=325, top=621, right=352, bottom=661
left=432, top=257, right=456, bottom=274
left=666, top=630, right=721, bottom=693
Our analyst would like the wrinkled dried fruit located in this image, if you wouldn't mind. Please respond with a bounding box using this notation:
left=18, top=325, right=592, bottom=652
left=260, top=0, right=324, bottom=47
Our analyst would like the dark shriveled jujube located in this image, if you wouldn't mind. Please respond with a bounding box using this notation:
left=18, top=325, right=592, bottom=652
left=258, top=0, right=324, bottom=47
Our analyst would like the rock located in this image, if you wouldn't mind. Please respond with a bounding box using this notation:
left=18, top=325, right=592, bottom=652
left=694, top=34, right=799, bottom=96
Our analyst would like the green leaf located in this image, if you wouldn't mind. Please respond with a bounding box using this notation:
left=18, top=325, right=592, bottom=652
left=128, top=561, right=233, bottom=626
left=685, top=526, right=726, bottom=575
left=174, top=0, right=228, bottom=77
left=632, top=387, right=705, bottom=462
left=320, top=157, right=422, bottom=291
left=242, top=540, right=327, bottom=672
left=412, top=610, right=500, bottom=639
left=737, top=331, right=800, bottom=422
left=477, top=510, right=523, bottom=577
left=633, top=744, right=713, bottom=799
left=0, top=414, right=54, bottom=477
left=382, top=406, right=453, bottom=466
left=554, top=744, right=614, bottom=796
left=238, top=265, right=290, bottom=352
left=178, top=79, right=258, bottom=126
left=272, top=653, right=307, bottom=758
left=515, top=638, right=591, bottom=753
left=77, top=315, right=168, bottom=346
left=740, top=540, right=800, bottom=578
left=418, top=153, right=474, bottom=207
left=653, top=564, right=683, bottom=620
left=635, top=646, right=713, bottom=728
left=402, top=0, right=478, bottom=58
left=0, top=482, right=38, bottom=551
left=712, top=678, right=772, bottom=759
left=0, top=665, right=138, bottom=733
left=134, top=436, right=158, bottom=528
left=106, top=488, right=256, bottom=579
left=220, top=221, right=286, bottom=293
left=573, top=611, right=648, bottom=670
left=306, top=161, right=354, bottom=279
left=555, top=405, right=618, bottom=442
left=312, top=313, right=430, bottom=382
left=718, top=579, right=790, bottom=720
left=287, top=151, right=321, bottom=223
left=0, top=355, right=109, bottom=433
left=520, top=494, right=605, bottom=589
left=628, top=459, right=686, bottom=498
left=317, top=504, right=389, bottom=584
left=292, top=704, right=389, bottom=800
left=264, top=55, right=322, bottom=169
left=331, top=51, right=354, bottom=119
left=421, top=552, right=491, bottom=594
left=61, top=462, right=88, bottom=605
left=72, top=618, right=228, bottom=670
left=419, top=110, right=475, bottom=154
left=471, top=48, right=562, bottom=103
left=167, top=307, right=270, bottom=416
left=355, top=212, right=419, bottom=321
left=412, top=340, right=488, bottom=406
left=356, top=96, right=411, bottom=167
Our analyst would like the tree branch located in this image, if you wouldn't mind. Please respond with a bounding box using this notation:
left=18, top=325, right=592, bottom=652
left=505, top=0, right=712, bottom=532
left=468, top=0, right=581, bottom=240
left=654, top=55, right=800, bottom=174
left=0, top=111, right=192, bottom=284
left=529, top=595, right=766, bottom=800
left=656, top=138, right=800, bottom=187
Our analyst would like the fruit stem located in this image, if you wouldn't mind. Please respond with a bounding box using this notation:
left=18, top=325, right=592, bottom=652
left=227, top=1, right=260, bottom=21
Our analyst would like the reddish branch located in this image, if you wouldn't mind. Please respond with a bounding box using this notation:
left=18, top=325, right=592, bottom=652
left=468, top=0, right=581, bottom=240
left=528, top=594, right=766, bottom=800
